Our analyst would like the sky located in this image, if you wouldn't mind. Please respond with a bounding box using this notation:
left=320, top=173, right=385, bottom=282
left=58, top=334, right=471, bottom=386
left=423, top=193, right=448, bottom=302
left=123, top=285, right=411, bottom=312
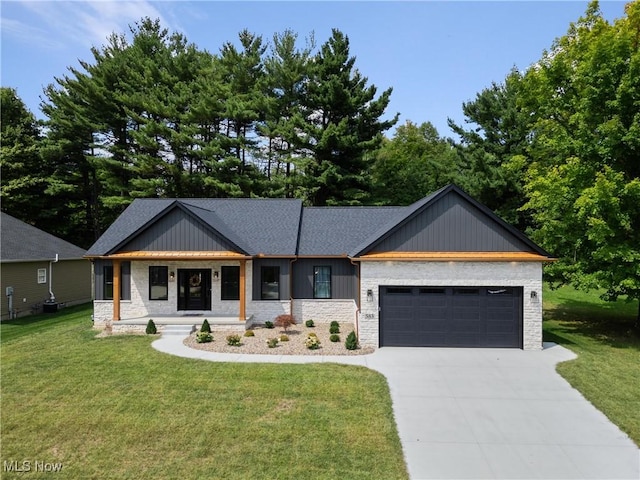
left=0, top=0, right=629, bottom=138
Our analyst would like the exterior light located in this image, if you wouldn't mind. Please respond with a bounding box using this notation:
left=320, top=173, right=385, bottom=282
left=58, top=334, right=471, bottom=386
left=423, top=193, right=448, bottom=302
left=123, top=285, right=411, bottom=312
left=531, top=290, right=537, bottom=299
left=213, top=271, right=219, bottom=280
left=366, top=289, right=373, bottom=302
left=169, top=271, right=175, bottom=282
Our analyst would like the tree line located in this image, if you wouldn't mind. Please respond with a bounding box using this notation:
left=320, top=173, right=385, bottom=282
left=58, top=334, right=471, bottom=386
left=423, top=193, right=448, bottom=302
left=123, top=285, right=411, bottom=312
left=1, top=1, right=639, bottom=321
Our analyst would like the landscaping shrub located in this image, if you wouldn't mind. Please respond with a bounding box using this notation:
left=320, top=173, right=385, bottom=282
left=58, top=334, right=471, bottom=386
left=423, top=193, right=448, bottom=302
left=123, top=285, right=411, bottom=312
left=279, top=334, right=290, bottom=342
left=244, top=330, right=255, bottom=337
left=200, top=319, right=211, bottom=333
left=226, top=334, right=241, bottom=346
left=329, top=323, right=340, bottom=334
left=265, top=321, right=274, bottom=329
left=196, top=332, right=213, bottom=343
left=145, top=319, right=157, bottom=335
left=305, top=319, right=315, bottom=328
left=308, top=332, right=318, bottom=338
left=274, top=314, right=296, bottom=332
left=330, top=334, right=340, bottom=343
left=330, top=321, right=339, bottom=327
left=345, top=331, right=358, bottom=350
left=305, top=333, right=321, bottom=350
left=266, top=338, right=279, bottom=348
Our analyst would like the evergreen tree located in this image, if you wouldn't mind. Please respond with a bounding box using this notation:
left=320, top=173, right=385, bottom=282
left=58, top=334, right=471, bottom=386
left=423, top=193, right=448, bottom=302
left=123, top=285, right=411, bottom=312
left=297, top=29, right=398, bottom=205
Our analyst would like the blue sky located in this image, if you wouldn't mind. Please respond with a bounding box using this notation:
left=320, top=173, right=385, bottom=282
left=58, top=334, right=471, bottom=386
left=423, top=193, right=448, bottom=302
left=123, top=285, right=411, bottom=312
left=1, top=1, right=628, bottom=137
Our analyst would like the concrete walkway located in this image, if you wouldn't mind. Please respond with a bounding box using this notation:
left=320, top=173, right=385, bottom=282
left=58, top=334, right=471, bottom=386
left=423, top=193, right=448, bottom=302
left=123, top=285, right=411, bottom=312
left=153, top=334, right=640, bottom=480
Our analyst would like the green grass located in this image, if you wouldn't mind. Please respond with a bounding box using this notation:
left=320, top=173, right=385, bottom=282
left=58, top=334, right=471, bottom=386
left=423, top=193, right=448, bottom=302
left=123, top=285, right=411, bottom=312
left=1, top=305, right=408, bottom=479
left=543, top=284, right=640, bottom=446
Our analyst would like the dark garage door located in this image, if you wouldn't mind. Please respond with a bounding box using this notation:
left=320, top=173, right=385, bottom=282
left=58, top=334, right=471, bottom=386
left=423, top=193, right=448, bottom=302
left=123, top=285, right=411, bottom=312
left=380, top=286, right=522, bottom=348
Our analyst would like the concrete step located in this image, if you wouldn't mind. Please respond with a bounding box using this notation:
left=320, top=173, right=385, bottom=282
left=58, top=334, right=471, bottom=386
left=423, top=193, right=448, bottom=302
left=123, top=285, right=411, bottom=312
left=163, top=325, right=195, bottom=335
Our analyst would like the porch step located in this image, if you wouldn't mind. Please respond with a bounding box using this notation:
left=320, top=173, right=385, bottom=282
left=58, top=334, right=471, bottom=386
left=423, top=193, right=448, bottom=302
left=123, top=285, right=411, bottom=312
left=163, top=324, right=196, bottom=336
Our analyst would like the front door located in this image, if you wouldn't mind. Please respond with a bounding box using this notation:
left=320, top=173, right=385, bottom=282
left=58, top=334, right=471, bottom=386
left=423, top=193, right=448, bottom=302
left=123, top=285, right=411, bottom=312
left=177, top=269, right=211, bottom=311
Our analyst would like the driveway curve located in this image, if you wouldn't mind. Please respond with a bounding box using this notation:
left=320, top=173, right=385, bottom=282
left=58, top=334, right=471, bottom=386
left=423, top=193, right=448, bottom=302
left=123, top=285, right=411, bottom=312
left=153, top=335, right=639, bottom=479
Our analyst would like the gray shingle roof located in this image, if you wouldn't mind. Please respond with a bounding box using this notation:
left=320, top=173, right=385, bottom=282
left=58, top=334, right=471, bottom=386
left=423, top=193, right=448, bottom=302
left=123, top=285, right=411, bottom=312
left=1, top=212, right=87, bottom=262
left=298, top=206, right=405, bottom=256
left=85, top=184, right=551, bottom=259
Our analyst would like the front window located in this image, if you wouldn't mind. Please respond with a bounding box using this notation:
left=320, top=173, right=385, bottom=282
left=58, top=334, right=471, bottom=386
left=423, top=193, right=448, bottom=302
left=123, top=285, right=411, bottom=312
left=221, top=266, right=240, bottom=300
left=104, top=266, right=114, bottom=300
left=261, top=266, right=280, bottom=300
left=149, top=266, right=168, bottom=300
left=37, top=268, right=47, bottom=284
left=313, top=266, right=331, bottom=299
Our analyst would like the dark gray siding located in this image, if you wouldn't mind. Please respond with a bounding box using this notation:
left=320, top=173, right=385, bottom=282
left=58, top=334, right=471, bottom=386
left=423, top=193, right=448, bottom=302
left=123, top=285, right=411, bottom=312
left=94, top=260, right=131, bottom=300
left=119, top=208, right=236, bottom=252
left=251, top=259, right=291, bottom=300
left=292, top=258, right=357, bottom=300
left=371, top=191, right=531, bottom=253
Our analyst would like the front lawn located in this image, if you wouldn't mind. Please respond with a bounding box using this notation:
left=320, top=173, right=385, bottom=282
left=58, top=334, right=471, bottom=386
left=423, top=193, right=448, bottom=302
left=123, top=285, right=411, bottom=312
left=0, top=305, right=408, bottom=479
left=543, top=285, right=640, bottom=446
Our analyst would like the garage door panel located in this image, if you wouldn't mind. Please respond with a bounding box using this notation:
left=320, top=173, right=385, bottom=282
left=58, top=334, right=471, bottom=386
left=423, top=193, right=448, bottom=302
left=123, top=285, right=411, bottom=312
left=380, top=286, right=522, bottom=348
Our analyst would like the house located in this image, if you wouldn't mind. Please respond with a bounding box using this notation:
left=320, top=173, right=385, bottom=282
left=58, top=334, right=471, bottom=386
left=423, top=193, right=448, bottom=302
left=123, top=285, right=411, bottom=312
left=1, top=212, right=92, bottom=320
left=85, top=185, right=553, bottom=349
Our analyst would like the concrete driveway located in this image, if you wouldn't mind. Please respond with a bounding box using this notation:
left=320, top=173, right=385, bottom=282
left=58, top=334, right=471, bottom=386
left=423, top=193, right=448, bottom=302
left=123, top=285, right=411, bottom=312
left=154, top=335, right=639, bottom=479
left=364, top=345, right=639, bottom=480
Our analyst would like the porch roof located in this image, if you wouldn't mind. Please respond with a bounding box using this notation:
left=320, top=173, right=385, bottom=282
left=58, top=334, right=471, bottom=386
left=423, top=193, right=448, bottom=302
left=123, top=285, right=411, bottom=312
left=96, top=250, right=251, bottom=260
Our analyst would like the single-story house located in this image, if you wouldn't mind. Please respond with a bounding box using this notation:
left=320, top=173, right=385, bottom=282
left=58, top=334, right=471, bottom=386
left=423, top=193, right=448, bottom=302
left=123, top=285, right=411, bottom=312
left=85, top=184, right=553, bottom=349
left=1, top=212, right=92, bottom=320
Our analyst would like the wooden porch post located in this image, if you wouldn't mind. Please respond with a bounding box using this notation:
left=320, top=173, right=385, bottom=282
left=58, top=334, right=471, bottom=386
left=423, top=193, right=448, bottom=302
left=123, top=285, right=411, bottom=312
left=239, top=259, right=246, bottom=321
left=112, top=259, right=121, bottom=321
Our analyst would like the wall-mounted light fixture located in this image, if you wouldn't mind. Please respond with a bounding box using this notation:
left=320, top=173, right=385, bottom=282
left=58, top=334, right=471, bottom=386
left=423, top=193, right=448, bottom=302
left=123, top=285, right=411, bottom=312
left=530, top=290, right=537, bottom=299
left=213, top=271, right=219, bottom=280
left=366, top=289, right=373, bottom=302
left=169, top=271, right=175, bottom=282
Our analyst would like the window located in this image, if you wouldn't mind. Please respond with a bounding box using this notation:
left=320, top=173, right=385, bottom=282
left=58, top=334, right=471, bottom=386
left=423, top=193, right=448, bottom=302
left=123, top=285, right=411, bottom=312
left=221, top=266, right=240, bottom=300
left=261, top=266, right=280, bottom=300
left=149, top=266, right=168, bottom=300
left=104, top=266, right=114, bottom=300
left=37, top=268, right=47, bottom=284
left=313, top=266, right=331, bottom=299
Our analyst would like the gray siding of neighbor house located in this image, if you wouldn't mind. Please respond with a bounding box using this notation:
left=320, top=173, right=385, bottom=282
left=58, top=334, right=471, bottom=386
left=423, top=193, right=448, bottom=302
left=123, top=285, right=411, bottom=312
left=251, top=259, right=291, bottom=300
left=93, top=260, right=131, bottom=300
left=370, top=191, right=532, bottom=253
left=119, top=209, right=236, bottom=252
left=1, top=260, right=92, bottom=320
left=292, top=258, right=357, bottom=300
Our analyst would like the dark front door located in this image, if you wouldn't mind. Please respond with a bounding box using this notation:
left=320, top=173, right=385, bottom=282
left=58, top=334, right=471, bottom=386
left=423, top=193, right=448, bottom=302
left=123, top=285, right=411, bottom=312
left=177, top=269, right=211, bottom=311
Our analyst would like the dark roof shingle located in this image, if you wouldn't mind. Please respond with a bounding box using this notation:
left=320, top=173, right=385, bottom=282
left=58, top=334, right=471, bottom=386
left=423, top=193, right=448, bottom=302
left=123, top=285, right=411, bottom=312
left=1, top=213, right=86, bottom=261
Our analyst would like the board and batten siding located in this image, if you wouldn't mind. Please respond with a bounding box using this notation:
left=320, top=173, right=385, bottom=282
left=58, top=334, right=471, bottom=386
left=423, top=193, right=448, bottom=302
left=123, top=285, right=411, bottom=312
left=292, top=258, right=357, bottom=300
left=93, top=260, right=131, bottom=300
left=370, top=191, right=531, bottom=253
left=120, top=208, right=236, bottom=252
left=251, top=258, right=291, bottom=300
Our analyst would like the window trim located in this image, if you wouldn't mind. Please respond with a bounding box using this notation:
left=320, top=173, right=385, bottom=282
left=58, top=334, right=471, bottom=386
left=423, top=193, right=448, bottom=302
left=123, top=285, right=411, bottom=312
left=221, top=265, right=240, bottom=301
left=260, top=266, right=280, bottom=300
left=37, top=268, right=47, bottom=284
left=149, top=266, right=169, bottom=301
left=313, top=266, right=332, bottom=299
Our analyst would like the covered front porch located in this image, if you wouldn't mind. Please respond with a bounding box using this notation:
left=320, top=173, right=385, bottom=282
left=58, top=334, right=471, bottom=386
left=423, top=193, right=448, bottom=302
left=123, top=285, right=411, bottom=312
left=104, top=251, right=252, bottom=324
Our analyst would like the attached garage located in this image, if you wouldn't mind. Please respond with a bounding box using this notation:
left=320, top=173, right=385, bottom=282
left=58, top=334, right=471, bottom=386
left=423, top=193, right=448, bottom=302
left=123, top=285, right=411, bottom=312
left=379, top=286, right=523, bottom=348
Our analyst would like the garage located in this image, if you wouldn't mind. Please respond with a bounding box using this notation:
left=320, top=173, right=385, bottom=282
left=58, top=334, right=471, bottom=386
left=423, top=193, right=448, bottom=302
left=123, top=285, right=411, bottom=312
left=379, top=286, right=523, bottom=348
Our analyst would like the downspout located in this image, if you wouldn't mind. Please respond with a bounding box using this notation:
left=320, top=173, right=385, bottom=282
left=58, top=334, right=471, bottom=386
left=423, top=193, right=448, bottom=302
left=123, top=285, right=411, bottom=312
left=350, top=258, right=360, bottom=339
left=49, top=254, right=59, bottom=302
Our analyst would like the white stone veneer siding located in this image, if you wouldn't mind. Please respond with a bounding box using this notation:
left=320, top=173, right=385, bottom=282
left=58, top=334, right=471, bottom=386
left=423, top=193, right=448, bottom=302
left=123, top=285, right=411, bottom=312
left=291, top=299, right=357, bottom=325
left=358, top=261, right=543, bottom=350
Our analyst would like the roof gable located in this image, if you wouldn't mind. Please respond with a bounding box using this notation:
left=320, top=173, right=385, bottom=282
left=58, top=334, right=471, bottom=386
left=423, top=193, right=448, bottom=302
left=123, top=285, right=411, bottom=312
left=117, top=202, right=248, bottom=254
left=352, top=185, right=550, bottom=257
left=1, top=213, right=86, bottom=261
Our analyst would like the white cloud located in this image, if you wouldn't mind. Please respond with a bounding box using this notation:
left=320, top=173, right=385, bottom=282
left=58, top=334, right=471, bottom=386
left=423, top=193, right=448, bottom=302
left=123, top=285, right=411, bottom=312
left=5, top=0, right=170, bottom=50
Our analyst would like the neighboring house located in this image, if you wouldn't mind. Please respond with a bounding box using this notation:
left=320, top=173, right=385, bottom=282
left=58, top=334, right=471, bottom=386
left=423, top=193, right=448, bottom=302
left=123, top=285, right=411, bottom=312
left=1, top=213, right=92, bottom=320
left=86, top=185, right=553, bottom=349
